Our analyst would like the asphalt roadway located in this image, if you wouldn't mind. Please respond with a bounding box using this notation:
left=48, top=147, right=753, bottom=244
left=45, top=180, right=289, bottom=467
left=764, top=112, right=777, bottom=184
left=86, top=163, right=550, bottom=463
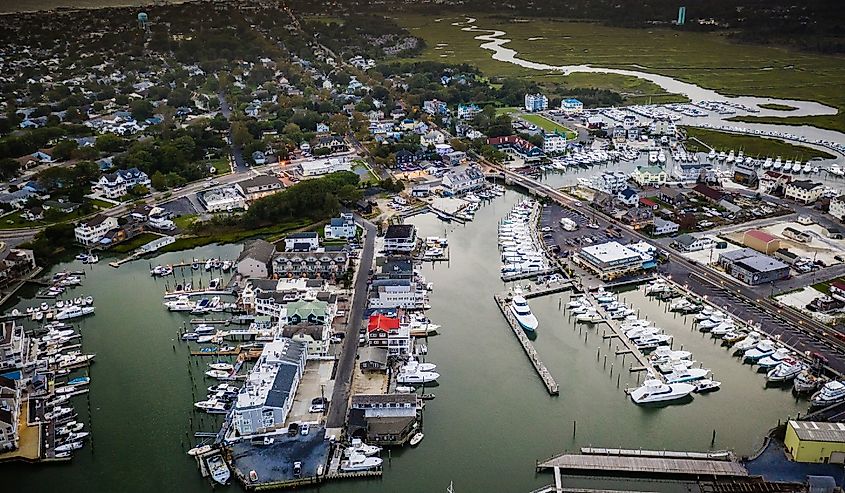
left=326, top=217, right=376, bottom=428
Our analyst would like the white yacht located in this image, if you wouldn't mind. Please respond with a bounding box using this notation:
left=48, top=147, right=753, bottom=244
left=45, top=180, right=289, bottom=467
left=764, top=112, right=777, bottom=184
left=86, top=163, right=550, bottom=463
left=397, top=369, right=440, bottom=384
left=207, top=454, right=231, bottom=484
left=726, top=150, right=735, bottom=163
left=757, top=348, right=792, bottom=368
left=707, top=149, right=716, bottom=160
left=55, top=306, right=95, bottom=320
left=630, top=379, right=695, bottom=404
left=344, top=439, right=382, bottom=458
left=510, top=292, right=538, bottom=332
left=762, top=157, right=773, bottom=169
left=811, top=381, right=845, bottom=408
left=401, top=358, right=437, bottom=373
left=575, top=309, right=602, bottom=323
left=165, top=296, right=194, bottom=312
left=743, top=340, right=776, bottom=362
left=635, top=333, right=673, bottom=350
left=341, top=453, right=383, bottom=472
left=773, top=157, right=783, bottom=169
left=829, top=164, right=845, bottom=177
left=765, top=359, right=806, bottom=382
left=664, top=366, right=709, bottom=384
left=693, top=379, right=721, bottom=393
left=650, top=348, right=692, bottom=364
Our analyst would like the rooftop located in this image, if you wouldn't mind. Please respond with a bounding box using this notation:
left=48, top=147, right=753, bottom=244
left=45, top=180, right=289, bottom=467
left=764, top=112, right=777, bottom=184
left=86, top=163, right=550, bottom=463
left=789, top=420, right=845, bottom=443
left=744, top=229, right=778, bottom=244
left=385, top=224, right=415, bottom=239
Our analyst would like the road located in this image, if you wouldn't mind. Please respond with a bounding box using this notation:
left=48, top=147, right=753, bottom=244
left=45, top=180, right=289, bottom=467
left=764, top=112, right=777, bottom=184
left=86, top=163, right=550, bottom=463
left=326, top=217, right=376, bottom=428
left=486, top=161, right=845, bottom=374
left=218, top=91, right=248, bottom=173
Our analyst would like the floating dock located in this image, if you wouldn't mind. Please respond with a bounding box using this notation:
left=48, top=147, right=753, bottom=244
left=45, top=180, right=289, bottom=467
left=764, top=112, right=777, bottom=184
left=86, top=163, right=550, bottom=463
left=537, top=450, right=749, bottom=478
left=494, top=293, right=559, bottom=395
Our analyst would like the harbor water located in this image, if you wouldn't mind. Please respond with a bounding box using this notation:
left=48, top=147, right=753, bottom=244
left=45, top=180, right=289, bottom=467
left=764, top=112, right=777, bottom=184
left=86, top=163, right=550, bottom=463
left=1, top=189, right=810, bottom=492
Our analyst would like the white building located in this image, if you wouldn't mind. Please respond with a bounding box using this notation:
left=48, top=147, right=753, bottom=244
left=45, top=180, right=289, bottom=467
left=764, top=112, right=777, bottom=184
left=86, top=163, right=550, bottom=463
left=74, top=214, right=118, bottom=246
left=631, top=165, right=669, bottom=187
left=368, top=280, right=429, bottom=309
left=96, top=168, right=150, bottom=199
left=232, top=338, right=307, bottom=437
left=653, top=217, right=680, bottom=236
left=199, top=185, right=246, bottom=212
left=830, top=195, right=845, bottom=221
left=675, top=234, right=715, bottom=252
left=0, top=378, right=20, bottom=452
left=237, top=240, right=276, bottom=279
left=384, top=224, right=417, bottom=253
left=420, top=131, right=446, bottom=147
left=299, top=156, right=352, bottom=177
left=785, top=180, right=824, bottom=205
left=577, top=241, right=647, bottom=280
left=457, top=103, right=481, bottom=120
left=442, top=166, right=484, bottom=194
left=524, top=93, right=548, bottom=112
left=560, top=98, right=583, bottom=114
left=543, top=132, right=567, bottom=154
left=283, top=232, right=320, bottom=252
left=324, top=213, right=356, bottom=240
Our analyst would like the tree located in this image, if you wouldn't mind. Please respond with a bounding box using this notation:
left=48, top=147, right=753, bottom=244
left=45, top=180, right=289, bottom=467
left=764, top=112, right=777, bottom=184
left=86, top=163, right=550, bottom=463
left=130, top=100, right=155, bottom=120
left=51, top=140, right=78, bottom=161
left=231, top=122, right=253, bottom=147
left=151, top=171, right=167, bottom=191
left=0, top=158, right=20, bottom=180
left=329, top=114, right=349, bottom=135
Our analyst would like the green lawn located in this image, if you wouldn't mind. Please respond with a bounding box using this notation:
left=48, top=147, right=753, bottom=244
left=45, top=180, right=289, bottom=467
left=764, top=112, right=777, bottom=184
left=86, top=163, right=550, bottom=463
left=160, top=219, right=313, bottom=253
left=682, top=126, right=835, bottom=160
left=110, top=233, right=160, bottom=253
left=394, top=14, right=845, bottom=131
left=353, top=160, right=379, bottom=183
left=173, top=214, right=197, bottom=230
left=519, top=114, right=578, bottom=139
left=495, top=106, right=519, bottom=116
left=207, top=157, right=232, bottom=176
left=91, top=199, right=115, bottom=210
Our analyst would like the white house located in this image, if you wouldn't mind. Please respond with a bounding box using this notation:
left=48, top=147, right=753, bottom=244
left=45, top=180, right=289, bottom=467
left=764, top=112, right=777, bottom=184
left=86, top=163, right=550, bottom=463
left=617, top=188, right=640, bottom=206
left=830, top=195, right=845, bottom=221
left=442, top=166, right=484, bottom=194
left=96, top=168, right=150, bottom=199
left=675, top=234, right=715, bottom=252
left=384, top=224, right=417, bottom=253
left=199, top=185, right=246, bottom=212
left=542, top=132, right=567, bottom=154
left=785, top=180, right=824, bottom=205
left=324, top=213, right=356, bottom=240
left=232, top=338, right=307, bottom=436
left=457, top=103, right=481, bottom=120
left=74, top=214, right=119, bottom=246
left=631, top=165, right=668, bottom=187
left=524, top=93, right=548, bottom=112
left=299, top=157, right=352, bottom=177
left=368, top=280, right=429, bottom=309
left=283, top=232, right=320, bottom=252
left=653, top=217, right=680, bottom=236
left=420, top=131, right=446, bottom=147
left=560, top=98, right=583, bottom=114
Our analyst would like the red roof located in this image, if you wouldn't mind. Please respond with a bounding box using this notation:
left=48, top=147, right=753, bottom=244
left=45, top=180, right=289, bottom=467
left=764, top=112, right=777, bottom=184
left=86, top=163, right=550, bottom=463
left=639, top=198, right=657, bottom=207
left=367, top=314, right=400, bottom=333
left=831, top=281, right=845, bottom=292
left=744, top=229, right=777, bottom=244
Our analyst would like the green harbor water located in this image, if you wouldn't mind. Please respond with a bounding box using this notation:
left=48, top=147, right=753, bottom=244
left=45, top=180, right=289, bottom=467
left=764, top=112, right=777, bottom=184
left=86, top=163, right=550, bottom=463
left=2, top=189, right=808, bottom=493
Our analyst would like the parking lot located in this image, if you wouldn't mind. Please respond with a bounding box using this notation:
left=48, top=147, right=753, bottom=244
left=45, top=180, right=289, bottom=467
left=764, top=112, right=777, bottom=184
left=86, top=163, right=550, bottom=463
left=230, top=425, right=331, bottom=487
left=285, top=360, right=335, bottom=426
left=538, top=203, right=633, bottom=258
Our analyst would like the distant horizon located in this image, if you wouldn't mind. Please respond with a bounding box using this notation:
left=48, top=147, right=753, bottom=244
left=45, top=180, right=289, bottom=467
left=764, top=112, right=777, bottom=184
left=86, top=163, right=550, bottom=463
left=0, top=0, right=189, bottom=14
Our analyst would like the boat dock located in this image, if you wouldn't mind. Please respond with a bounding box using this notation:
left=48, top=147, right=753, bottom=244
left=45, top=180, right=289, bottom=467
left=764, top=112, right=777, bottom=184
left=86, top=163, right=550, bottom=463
left=522, top=281, right=575, bottom=300
left=537, top=449, right=749, bottom=479
left=493, top=293, right=559, bottom=395
left=502, top=268, right=559, bottom=283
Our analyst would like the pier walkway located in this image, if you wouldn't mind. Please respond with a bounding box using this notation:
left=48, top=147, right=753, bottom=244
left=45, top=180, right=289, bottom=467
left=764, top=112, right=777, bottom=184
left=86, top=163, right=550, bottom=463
left=537, top=451, right=748, bottom=478
left=494, top=293, right=559, bottom=395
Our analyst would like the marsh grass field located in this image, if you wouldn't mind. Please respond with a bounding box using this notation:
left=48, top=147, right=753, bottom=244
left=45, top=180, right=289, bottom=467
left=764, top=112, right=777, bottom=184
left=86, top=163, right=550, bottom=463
left=683, top=126, right=835, bottom=159
left=396, top=14, right=845, bottom=132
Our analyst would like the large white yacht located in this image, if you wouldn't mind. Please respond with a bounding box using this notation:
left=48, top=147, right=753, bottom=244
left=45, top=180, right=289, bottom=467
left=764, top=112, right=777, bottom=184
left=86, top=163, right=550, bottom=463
left=811, top=381, right=845, bottom=408
left=630, top=379, right=695, bottom=404
left=510, top=291, right=538, bottom=332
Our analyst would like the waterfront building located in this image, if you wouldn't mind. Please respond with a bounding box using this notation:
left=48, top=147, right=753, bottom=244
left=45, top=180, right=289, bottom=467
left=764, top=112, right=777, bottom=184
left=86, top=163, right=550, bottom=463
left=285, top=300, right=329, bottom=325
left=486, top=135, right=544, bottom=161
left=272, top=249, right=349, bottom=279
left=524, top=93, right=548, bottom=112
left=718, top=248, right=790, bottom=286
left=0, top=244, right=36, bottom=289
left=366, top=314, right=411, bottom=356
left=324, top=213, right=356, bottom=240
left=282, top=301, right=331, bottom=359
left=0, top=322, right=28, bottom=372
left=348, top=393, right=421, bottom=445
left=299, top=156, right=352, bottom=177
left=743, top=229, right=780, bottom=255
left=577, top=241, right=647, bottom=280
left=542, top=132, right=567, bottom=154
left=74, top=214, right=119, bottom=246
left=785, top=180, right=825, bottom=204
left=283, top=232, right=320, bottom=252
left=0, top=375, right=20, bottom=452
left=631, top=165, right=668, bottom=187
left=442, top=165, right=484, bottom=195
left=198, top=185, right=246, bottom=212
left=359, top=346, right=388, bottom=372
left=560, top=98, right=583, bottom=114
left=368, top=279, right=428, bottom=309
left=232, top=338, right=307, bottom=437
left=238, top=175, right=283, bottom=202
left=785, top=420, right=845, bottom=463
left=384, top=224, right=417, bottom=254
left=830, top=195, right=845, bottom=221
left=237, top=239, right=276, bottom=279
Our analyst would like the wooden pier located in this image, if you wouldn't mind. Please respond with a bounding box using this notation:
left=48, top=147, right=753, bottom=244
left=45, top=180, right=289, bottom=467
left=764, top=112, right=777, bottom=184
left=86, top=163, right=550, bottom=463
left=536, top=451, right=748, bottom=478
left=522, top=281, right=575, bottom=300
left=502, top=268, right=558, bottom=283
left=494, top=293, right=559, bottom=395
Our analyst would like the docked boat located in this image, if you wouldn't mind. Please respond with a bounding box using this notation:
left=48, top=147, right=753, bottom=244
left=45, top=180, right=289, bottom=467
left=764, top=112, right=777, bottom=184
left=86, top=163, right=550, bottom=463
left=650, top=348, right=692, bottom=364
left=630, top=379, right=695, bottom=404
left=340, top=453, right=383, bottom=472
left=165, top=297, right=194, bottom=312
left=401, top=359, right=436, bottom=373
left=794, top=370, right=825, bottom=393
left=397, top=369, right=440, bottom=384
left=575, top=309, right=602, bottom=324
left=194, top=399, right=229, bottom=413
left=205, top=369, right=231, bottom=379
left=409, top=432, right=424, bottom=446
left=55, top=306, right=95, bottom=320
left=187, top=445, right=212, bottom=456
left=757, top=348, right=792, bottom=368
left=766, top=359, right=806, bottom=382
left=209, top=362, right=234, bottom=372
left=811, top=381, right=845, bottom=408
left=664, top=366, right=709, bottom=383
left=635, top=334, right=673, bottom=350
left=207, top=454, right=231, bottom=484
left=693, top=379, right=721, bottom=393
left=344, top=438, right=382, bottom=457
left=510, top=292, right=538, bottom=332
left=743, top=340, right=776, bottom=362
left=54, top=441, right=84, bottom=453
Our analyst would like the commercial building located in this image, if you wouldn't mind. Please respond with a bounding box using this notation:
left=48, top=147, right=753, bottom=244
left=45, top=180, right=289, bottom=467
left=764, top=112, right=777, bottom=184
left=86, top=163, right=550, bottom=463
left=524, top=93, right=548, bottom=112
left=238, top=175, right=283, bottom=201
left=96, top=167, right=150, bottom=199
left=486, top=135, right=544, bottom=161
left=718, top=248, right=790, bottom=286
left=198, top=185, right=246, bottom=212
left=542, top=132, right=567, bottom=154
left=384, top=224, right=417, bottom=254
left=631, top=165, right=668, bottom=187
left=232, top=338, right=307, bottom=437
left=299, top=156, right=352, bottom=177
left=785, top=180, right=825, bottom=204
left=578, top=241, right=648, bottom=280
left=560, top=98, right=583, bottom=114
left=442, top=166, right=484, bottom=195
left=743, top=229, right=780, bottom=255
left=74, top=214, right=119, bottom=246
left=368, top=279, right=428, bottom=309
left=785, top=420, right=845, bottom=464
left=349, top=393, right=421, bottom=445
left=0, top=376, right=20, bottom=452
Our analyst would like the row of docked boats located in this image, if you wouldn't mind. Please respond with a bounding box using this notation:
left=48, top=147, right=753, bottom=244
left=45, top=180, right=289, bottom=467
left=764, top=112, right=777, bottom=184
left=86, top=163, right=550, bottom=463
left=74, top=253, right=99, bottom=264
left=15, top=296, right=95, bottom=321
left=499, top=199, right=549, bottom=278
left=164, top=295, right=232, bottom=314
left=396, top=358, right=439, bottom=385
left=194, top=382, right=240, bottom=414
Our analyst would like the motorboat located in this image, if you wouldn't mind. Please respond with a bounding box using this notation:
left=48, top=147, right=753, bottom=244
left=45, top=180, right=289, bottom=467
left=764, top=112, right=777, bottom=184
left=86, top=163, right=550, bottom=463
left=510, top=292, right=539, bottom=332
left=635, top=334, right=673, bottom=350
left=344, top=438, right=382, bottom=457
left=630, top=379, right=695, bottom=404
left=722, top=330, right=746, bottom=344
left=732, top=332, right=761, bottom=353
left=693, top=379, right=721, bottom=393
left=187, top=445, right=212, bottom=456
left=650, top=348, right=692, bottom=363
left=566, top=296, right=588, bottom=309
left=194, top=399, right=229, bottom=413
left=396, top=386, right=415, bottom=393
left=55, top=306, right=95, bottom=320
left=707, top=149, right=716, bottom=160
left=409, top=432, right=424, bottom=446
left=575, top=310, right=603, bottom=323
left=664, top=366, right=709, bottom=383
left=341, top=452, right=383, bottom=472
left=402, top=358, right=436, bottom=373
left=766, top=359, right=806, bottom=382
left=165, top=297, right=194, bottom=311
left=54, top=441, right=84, bottom=453
left=711, top=322, right=735, bottom=337
left=397, top=369, right=440, bottom=384
left=625, top=325, right=660, bottom=340
left=794, top=370, right=825, bottom=393
left=205, top=369, right=231, bottom=379
left=194, top=324, right=216, bottom=334
left=811, top=381, right=845, bottom=408
left=657, top=358, right=695, bottom=374
left=208, top=362, right=234, bottom=372
left=743, top=340, right=777, bottom=362
left=181, top=332, right=200, bottom=341
left=757, top=348, right=792, bottom=368
left=207, top=454, right=231, bottom=484
left=595, top=292, right=617, bottom=304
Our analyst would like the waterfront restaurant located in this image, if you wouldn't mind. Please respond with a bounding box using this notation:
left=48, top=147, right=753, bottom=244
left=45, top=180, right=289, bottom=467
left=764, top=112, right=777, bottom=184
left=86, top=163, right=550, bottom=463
left=577, top=241, right=646, bottom=281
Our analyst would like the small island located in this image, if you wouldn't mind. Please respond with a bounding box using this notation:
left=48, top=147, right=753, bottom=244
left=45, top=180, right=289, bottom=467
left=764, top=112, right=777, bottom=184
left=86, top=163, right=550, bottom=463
left=758, top=103, right=799, bottom=111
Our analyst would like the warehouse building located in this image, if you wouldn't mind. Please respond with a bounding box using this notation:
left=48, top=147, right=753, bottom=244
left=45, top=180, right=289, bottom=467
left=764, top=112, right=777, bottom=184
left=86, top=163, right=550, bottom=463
left=743, top=229, right=780, bottom=255
left=718, top=248, right=790, bottom=286
left=578, top=241, right=647, bottom=280
left=785, top=420, right=845, bottom=464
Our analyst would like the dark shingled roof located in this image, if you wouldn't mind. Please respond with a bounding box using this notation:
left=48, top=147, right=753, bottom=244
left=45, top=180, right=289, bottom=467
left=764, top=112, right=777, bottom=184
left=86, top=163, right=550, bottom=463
left=384, top=224, right=414, bottom=239
left=238, top=239, right=276, bottom=264
left=265, top=364, right=299, bottom=409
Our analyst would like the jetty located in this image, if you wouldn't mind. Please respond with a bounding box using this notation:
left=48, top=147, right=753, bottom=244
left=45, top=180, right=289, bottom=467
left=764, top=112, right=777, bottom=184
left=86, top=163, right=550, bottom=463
left=494, top=293, right=559, bottom=395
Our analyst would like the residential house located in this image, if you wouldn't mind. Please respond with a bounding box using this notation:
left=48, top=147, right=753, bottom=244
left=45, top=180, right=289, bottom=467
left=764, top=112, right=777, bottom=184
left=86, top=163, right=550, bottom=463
left=486, top=135, right=544, bottom=161
left=0, top=321, right=28, bottom=372
left=238, top=175, right=283, bottom=201
left=657, top=186, right=689, bottom=206
left=285, top=300, right=328, bottom=325
left=524, top=93, right=548, bottom=112
left=420, top=131, right=446, bottom=147
left=384, top=224, right=417, bottom=254
left=324, top=213, right=356, bottom=240
left=309, top=134, right=346, bottom=154
left=442, top=151, right=466, bottom=166
left=785, top=180, right=824, bottom=205
left=0, top=376, right=20, bottom=452
left=366, top=314, right=411, bottom=356
left=422, top=99, right=448, bottom=116
left=442, top=166, right=484, bottom=195
left=395, top=149, right=415, bottom=168
left=631, top=165, right=668, bottom=187
left=359, top=346, right=388, bottom=372
left=617, top=188, right=640, bottom=207
left=74, top=214, right=119, bottom=246
left=622, top=207, right=653, bottom=230
left=198, top=185, right=246, bottom=212
left=96, top=168, right=151, bottom=199
left=692, top=184, right=725, bottom=203
left=368, top=279, right=428, bottom=309
left=237, top=239, right=276, bottom=278
left=283, top=232, right=319, bottom=252
left=652, top=217, right=679, bottom=236
left=674, top=234, right=714, bottom=252
left=273, top=250, right=349, bottom=279
left=830, top=195, right=845, bottom=221
left=457, top=103, right=480, bottom=120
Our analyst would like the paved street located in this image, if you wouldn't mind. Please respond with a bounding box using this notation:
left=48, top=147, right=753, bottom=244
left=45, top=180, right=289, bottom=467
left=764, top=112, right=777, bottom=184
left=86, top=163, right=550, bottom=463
left=326, top=217, right=376, bottom=428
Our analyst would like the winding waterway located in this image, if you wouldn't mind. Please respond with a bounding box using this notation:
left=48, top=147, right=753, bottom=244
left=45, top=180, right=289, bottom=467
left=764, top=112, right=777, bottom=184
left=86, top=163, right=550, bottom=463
left=1, top=190, right=811, bottom=493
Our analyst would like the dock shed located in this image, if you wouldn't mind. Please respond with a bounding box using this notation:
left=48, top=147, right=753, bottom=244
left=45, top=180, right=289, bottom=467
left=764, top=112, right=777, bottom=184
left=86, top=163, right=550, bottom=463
left=785, top=420, right=845, bottom=464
